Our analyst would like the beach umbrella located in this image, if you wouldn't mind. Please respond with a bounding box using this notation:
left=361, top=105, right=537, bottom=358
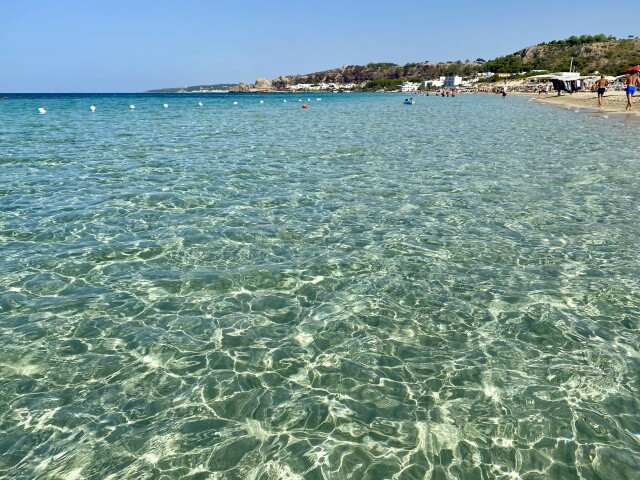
left=623, top=65, right=640, bottom=73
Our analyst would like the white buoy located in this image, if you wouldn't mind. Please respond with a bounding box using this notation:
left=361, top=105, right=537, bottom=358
left=233, top=101, right=238, bottom=105
left=198, top=102, right=203, bottom=107
left=317, top=98, right=321, bottom=101
left=308, top=98, right=311, bottom=102
left=260, top=100, right=264, bottom=104
left=283, top=100, right=287, bottom=103
left=603, top=115, right=609, bottom=119
left=574, top=109, right=579, bottom=113
left=130, top=105, right=135, bottom=109
left=163, top=103, right=169, bottom=108
left=38, top=107, right=46, bottom=114
left=90, top=105, right=96, bottom=112
left=298, top=99, right=302, bottom=102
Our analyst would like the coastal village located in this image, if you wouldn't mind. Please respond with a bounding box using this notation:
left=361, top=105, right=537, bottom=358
left=182, top=71, right=509, bottom=93
left=227, top=66, right=636, bottom=96
left=168, top=69, right=640, bottom=115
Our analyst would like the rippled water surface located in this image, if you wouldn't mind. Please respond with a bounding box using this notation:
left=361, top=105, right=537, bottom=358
left=1, top=93, right=639, bottom=479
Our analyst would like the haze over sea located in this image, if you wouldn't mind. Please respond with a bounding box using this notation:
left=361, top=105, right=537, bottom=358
left=1, top=93, right=639, bottom=479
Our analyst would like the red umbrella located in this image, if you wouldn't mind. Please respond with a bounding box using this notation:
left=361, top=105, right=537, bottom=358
left=623, top=65, right=640, bottom=73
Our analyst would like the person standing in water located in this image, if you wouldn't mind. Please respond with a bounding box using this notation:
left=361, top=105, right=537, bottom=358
left=595, top=76, right=608, bottom=107
left=625, top=72, right=640, bottom=110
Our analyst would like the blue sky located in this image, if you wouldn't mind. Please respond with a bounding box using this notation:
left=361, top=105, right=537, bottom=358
left=1, top=0, right=637, bottom=92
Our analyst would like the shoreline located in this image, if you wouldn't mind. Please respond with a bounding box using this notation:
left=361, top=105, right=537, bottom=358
left=521, top=90, right=640, bottom=123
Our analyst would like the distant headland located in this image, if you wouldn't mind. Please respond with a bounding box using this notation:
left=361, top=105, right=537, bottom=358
left=145, top=84, right=238, bottom=94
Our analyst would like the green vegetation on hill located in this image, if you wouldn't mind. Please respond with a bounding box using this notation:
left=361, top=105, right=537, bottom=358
left=363, top=79, right=405, bottom=91
left=366, top=62, right=397, bottom=68
left=540, top=34, right=616, bottom=47
left=482, top=35, right=639, bottom=75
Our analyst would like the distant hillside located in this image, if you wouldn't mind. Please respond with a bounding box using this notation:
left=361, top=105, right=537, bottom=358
left=267, top=35, right=639, bottom=91
left=148, top=35, right=640, bottom=92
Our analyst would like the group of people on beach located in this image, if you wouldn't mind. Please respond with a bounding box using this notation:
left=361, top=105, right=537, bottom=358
left=594, top=71, right=639, bottom=110
left=400, top=72, right=640, bottom=110
left=534, top=71, right=639, bottom=110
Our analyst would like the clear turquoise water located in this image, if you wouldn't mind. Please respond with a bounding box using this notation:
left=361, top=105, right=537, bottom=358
left=1, top=93, right=639, bottom=479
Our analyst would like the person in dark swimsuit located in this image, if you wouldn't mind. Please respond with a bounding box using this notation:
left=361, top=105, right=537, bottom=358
left=595, top=76, right=608, bottom=107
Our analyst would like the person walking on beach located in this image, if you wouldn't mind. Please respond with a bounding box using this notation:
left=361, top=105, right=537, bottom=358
left=625, top=72, right=640, bottom=110
left=595, top=76, right=608, bottom=107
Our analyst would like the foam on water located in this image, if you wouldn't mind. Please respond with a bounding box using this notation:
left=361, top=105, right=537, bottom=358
left=0, top=92, right=639, bottom=479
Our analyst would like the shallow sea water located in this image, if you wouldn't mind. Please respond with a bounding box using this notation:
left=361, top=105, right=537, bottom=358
left=1, top=93, right=639, bottom=479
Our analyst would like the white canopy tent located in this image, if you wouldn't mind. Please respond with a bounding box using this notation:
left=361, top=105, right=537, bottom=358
left=527, top=72, right=582, bottom=83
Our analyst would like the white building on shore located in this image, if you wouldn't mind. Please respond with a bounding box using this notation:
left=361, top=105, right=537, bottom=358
left=424, top=76, right=445, bottom=88
left=444, top=75, right=463, bottom=87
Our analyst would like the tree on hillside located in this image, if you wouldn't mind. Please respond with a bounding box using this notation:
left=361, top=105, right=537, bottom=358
left=483, top=54, right=525, bottom=73
left=462, top=64, right=476, bottom=76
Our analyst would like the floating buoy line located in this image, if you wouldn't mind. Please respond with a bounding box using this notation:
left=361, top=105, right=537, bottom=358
left=32, top=99, right=322, bottom=114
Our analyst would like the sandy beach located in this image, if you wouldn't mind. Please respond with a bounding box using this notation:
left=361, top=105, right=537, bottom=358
left=531, top=89, right=640, bottom=121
